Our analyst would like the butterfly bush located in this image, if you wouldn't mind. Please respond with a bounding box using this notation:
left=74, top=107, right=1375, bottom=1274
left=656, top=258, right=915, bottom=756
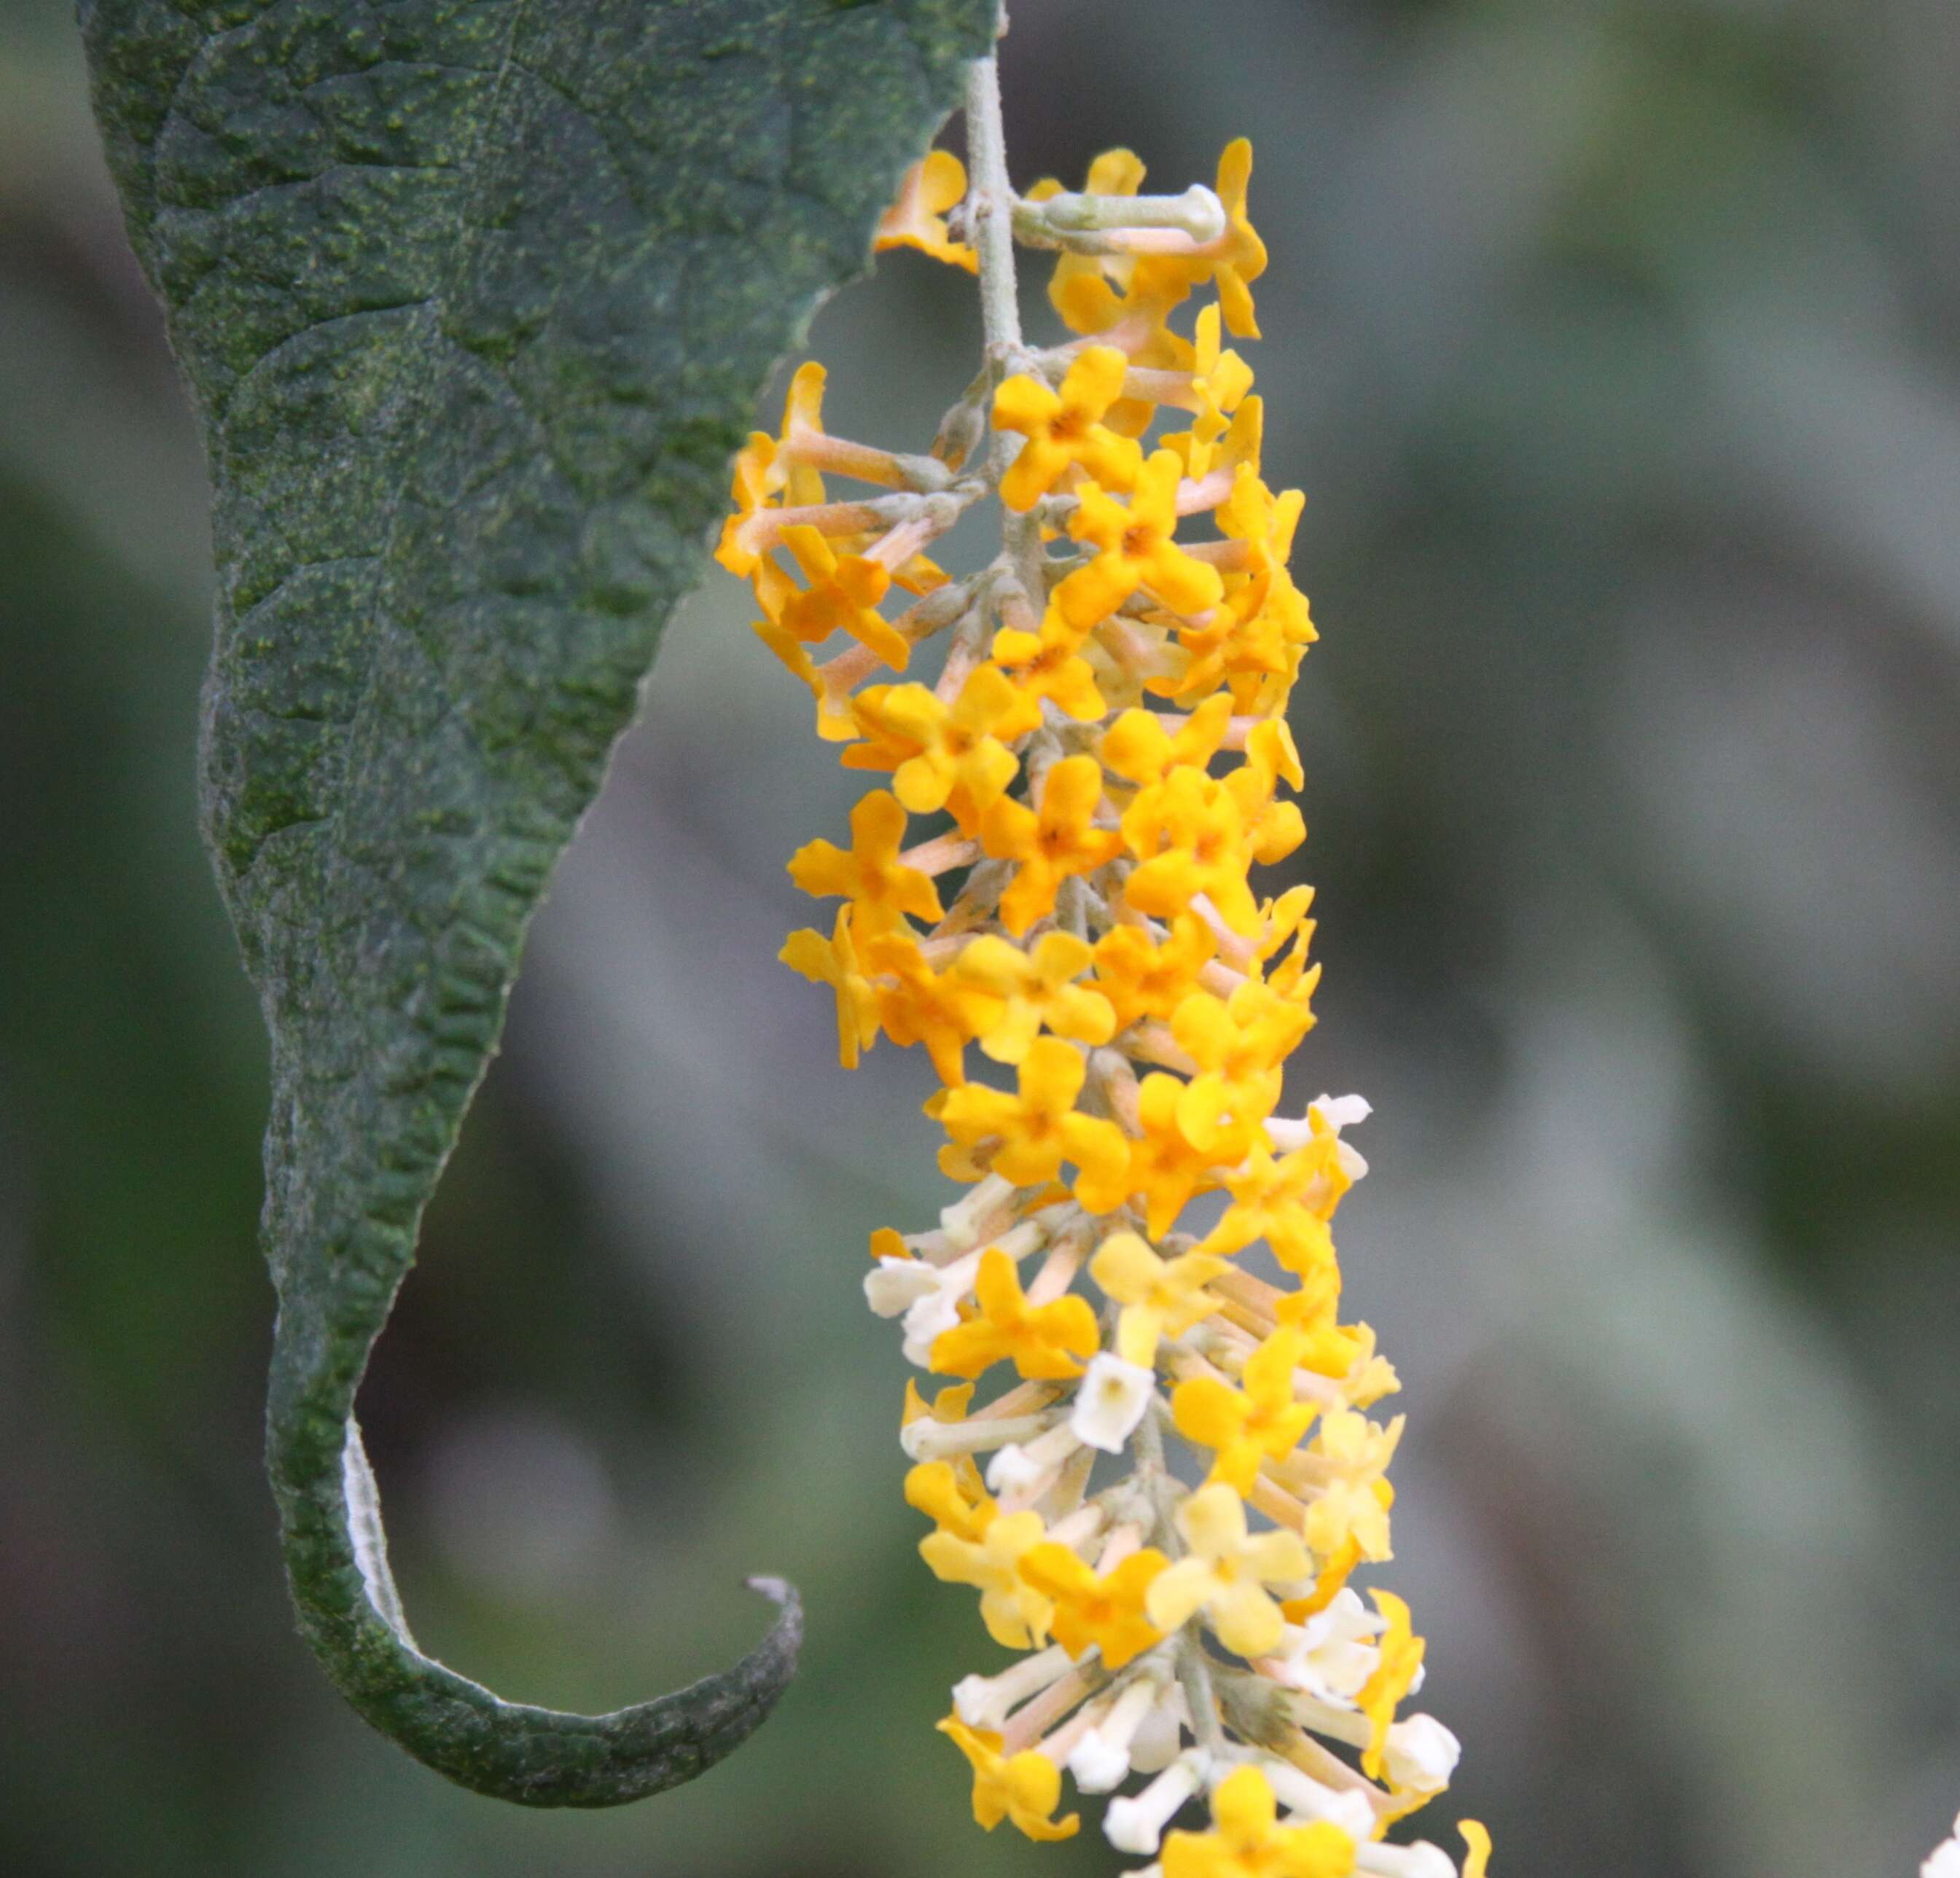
left=717, top=46, right=1491, bottom=1878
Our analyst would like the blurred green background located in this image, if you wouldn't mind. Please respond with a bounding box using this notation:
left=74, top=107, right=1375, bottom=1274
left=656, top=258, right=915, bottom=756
left=3, top=0, right=1957, bottom=1872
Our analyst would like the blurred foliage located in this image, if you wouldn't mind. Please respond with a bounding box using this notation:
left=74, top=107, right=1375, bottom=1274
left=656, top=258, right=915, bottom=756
left=1, top=0, right=1955, bottom=1874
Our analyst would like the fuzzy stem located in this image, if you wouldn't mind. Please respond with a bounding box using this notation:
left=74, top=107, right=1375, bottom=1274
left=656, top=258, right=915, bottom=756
left=964, top=46, right=1050, bottom=613
left=964, top=47, right=1023, bottom=367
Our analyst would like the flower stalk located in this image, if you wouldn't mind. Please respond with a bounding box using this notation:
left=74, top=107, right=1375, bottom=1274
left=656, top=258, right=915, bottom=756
left=718, top=39, right=1491, bottom=1878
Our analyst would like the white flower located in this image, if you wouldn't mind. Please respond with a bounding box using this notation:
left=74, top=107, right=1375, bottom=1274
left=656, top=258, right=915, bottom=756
left=1385, top=1713, right=1461, bottom=1793
left=1319, top=1791, right=1378, bottom=1844
left=1263, top=1092, right=1374, bottom=1170
left=1354, top=1842, right=1455, bottom=1878
left=1269, top=1589, right=1384, bottom=1705
left=953, top=1644, right=1074, bottom=1729
left=985, top=1442, right=1045, bottom=1496
left=1260, top=1757, right=1374, bottom=1838
left=985, top=1420, right=1081, bottom=1496
left=1069, top=1729, right=1134, bottom=1796
left=1106, top=1753, right=1206, bottom=1856
left=864, top=1255, right=941, bottom=1318
left=863, top=1249, right=985, bottom=1366
left=1069, top=1677, right=1164, bottom=1792
left=1923, top=1815, right=1960, bottom=1878
left=1310, top=1092, right=1372, bottom=1131
left=1071, top=1352, right=1155, bottom=1453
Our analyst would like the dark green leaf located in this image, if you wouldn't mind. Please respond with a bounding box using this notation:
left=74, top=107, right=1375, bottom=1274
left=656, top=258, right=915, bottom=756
left=78, top=0, right=995, bottom=1808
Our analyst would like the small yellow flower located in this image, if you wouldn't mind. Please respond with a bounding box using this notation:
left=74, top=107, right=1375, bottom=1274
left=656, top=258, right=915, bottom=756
left=1122, top=767, right=1260, bottom=935
left=1160, top=1766, right=1356, bottom=1878
left=989, top=609, right=1107, bottom=732
left=1125, top=1071, right=1237, bottom=1240
left=1182, top=388, right=1265, bottom=490
left=1297, top=1410, right=1403, bottom=1565
left=748, top=554, right=859, bottom=742
left=863, top=930, right=1002, bottom=1087
left=1089, top=1229, right=1227, bottom=1366
left=715, top=434, right=786, bottom=579
left=1016, top=1541, right=1169, bottom=1670
left=1252, top=883, right=1319, bottom=1009
left=1173, top=472, right=1315, bottom=716
left=993, top=345, right=1144, bottom=512
left=929, top=1246, right=1100, bottom=1382
left=953, top=932, right=1117, bottom=1065
left=1217, top=466, right=1313, bottom=651
left=1199, top=138, right=1268, bottom=340
left=1225, top=776, right=1307, bottom=877
left=1173, top=1326, right=1319, bottom=1494
left=1144, top=1483, right=1311, bottom=1659
left=900, top=1377, right=975, bottom=1428
left=937, top=1718, right=1080, bottom=1841
left=1100, top=693, right=1235, bottom=791
left=1281, top=1535, right=1365, bottom=1627
left=776, top=524, right=911, bottom=670
left=1241, top=715, right=1307, bottom=799
left=714, top=363, right=831, bottom=575
left=778, top=359, right=832, bottom=480
left=907, top=1460, right=1054, bottom=1648
left=779, top=904, right=881, bottom=1068
left=1356, top=1589, right=1426, bottom=1781
left=1057, top=450, right=1225, bottom=632
left=1162, top=304, right=1256, bottom=479
left=1036, top=147, right=1150, bottom=336
left=787, top=789, right=942, bottom=935
left=845, top=666, right=1022, bottom=831
left=1171, top=980, right=1314, bottom=1151
left=1200, top=1129, right=1350, bottom=1275
left=926, top=1511, right=1054, bottom=1650
left=977, top=754, right=1125, bottom=936
left=1090, top=915, right=1217, bottom=1032
left=903, top=1457, right=993, bottom=1543
left=929, top=1038, right=1131, bottom=1213
left=875, top=149, right=979, bottom=272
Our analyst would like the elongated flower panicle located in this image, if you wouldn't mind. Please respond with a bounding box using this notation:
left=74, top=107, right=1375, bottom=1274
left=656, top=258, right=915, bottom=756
left=724, top=44, right=1489, bottom=1878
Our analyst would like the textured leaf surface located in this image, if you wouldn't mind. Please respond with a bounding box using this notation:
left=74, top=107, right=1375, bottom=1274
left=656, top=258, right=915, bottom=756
left=79, top=0, right=993, bottom=1807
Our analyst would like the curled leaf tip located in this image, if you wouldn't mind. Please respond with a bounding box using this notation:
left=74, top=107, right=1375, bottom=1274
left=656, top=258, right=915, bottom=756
left=280, top=1409, right=803, bottom=1808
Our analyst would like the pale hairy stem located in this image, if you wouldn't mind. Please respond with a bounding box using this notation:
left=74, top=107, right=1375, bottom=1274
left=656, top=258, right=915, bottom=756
left=1027, top=224, right=1219, bottom=257
left=1188, top=893, right=1260, bottom=966
left=964, top=47, right=1054, bottom=635
left=979, top=1380, right=1067, bottom=1421
left=1279, top=1730, right=1389, bottom=1804
left=1183, top=538, right=1256, bottom=571
left=1018, top=181, right=1223, bottom=240
left=1246, top=1471, right=1310, bottom=1535
left=1095, top=1521, right=1144, bottom=1573
left=865, top=502, right=962, bottom=571
left=1209, top=1264, right=1284, bottom=1312
left=788, top=430, right=957, bottom=492
left=1126, top=367, right=1206, bottom=412
left=1003, top=1666, right=1104, bottom=1754
left=1025, top=1237, right=1088, bottom=1305
left=905, top=1412, right=1055, bottom=1460
left=1125, top=1021, right=1202, bottom=1076
left=731, top=496, right=897, bottom=558
left=1150, top=709, right=1262, bottom=749
left=1177, top=1633, right=1229, bottom=1756
left=901, top=832, right=982, bottom=875
left=1176, top=467, right=1238, bottom=516
left=814, top=579, right=975, bottom=697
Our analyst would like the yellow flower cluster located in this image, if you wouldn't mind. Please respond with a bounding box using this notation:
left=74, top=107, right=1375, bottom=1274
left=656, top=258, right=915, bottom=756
left=721, top=60, right=1489, bottom=1878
